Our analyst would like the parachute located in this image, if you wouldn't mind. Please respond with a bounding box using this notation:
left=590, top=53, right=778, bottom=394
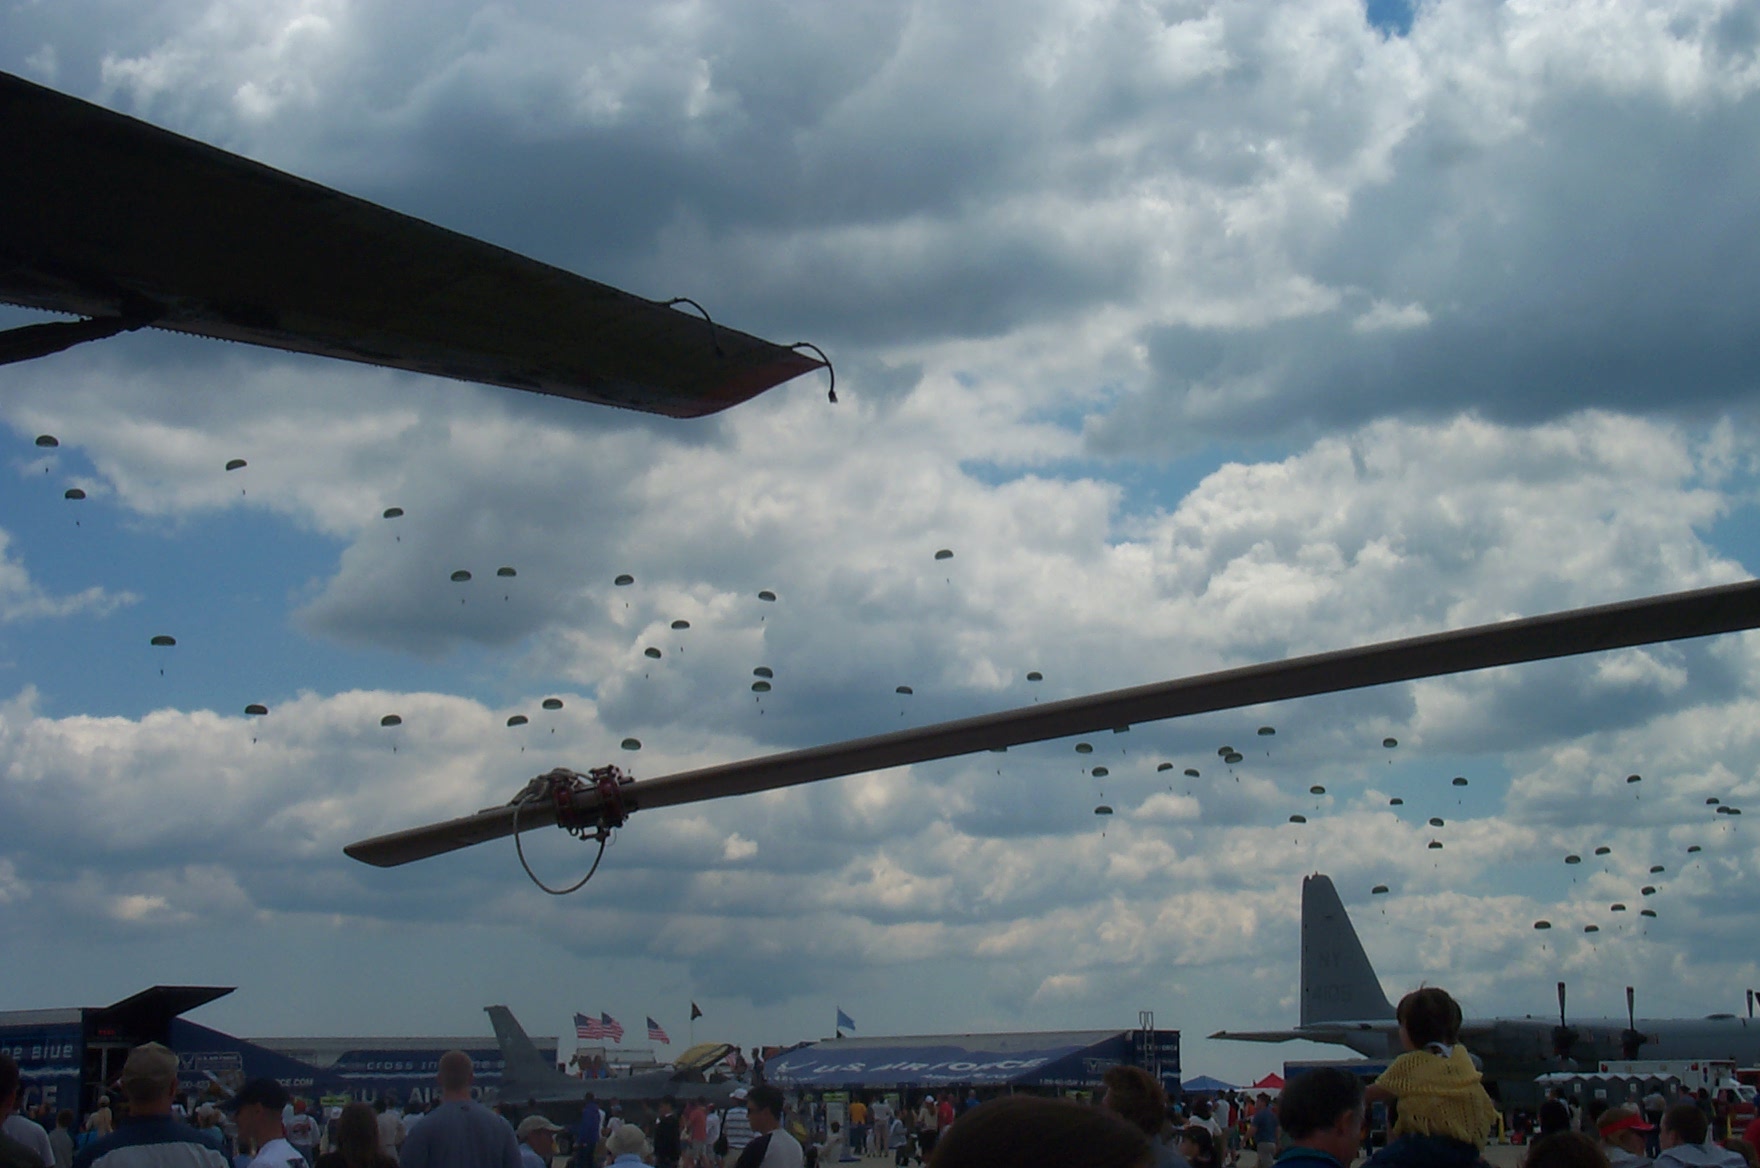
left=34, top=435, right=58, bottom=447
left=1389, top=797, right=1404, bottom=806
left=225, top=458, right=247, bottom=471
left=1627, top=774, right=1641, bottom=784
left=895, top=685, right=913, bottom=695
left=150, top=635, right=176, bottom=646
left=671, top=619, right=690, bottom=630
left=1640, top=909, right=1657, bottom=918
left=753, top=667, right=774, bottom=679
left=64, top=487, right=85, bottom=500
left=1649, top=865, right=1665, bottom=873
left=1372, top=885, right=1389, bottom=894
left=1611, top=903, right=1627, bottom=912
left=382, top=507, right=404, bottom=519
left=1534, top=920, right=1552, bottom=930
left=614, top=574, right=635, bottom=586
left=1383, top=737, right=1399, bottom=748
left=1224, top=751, right=1243, bottom=764
left=752, top=681, right=772, bottom=693
left=1184, top=768, right=1199, bottom=778
left=244, top=703, right=268, bottom=716
left=1429, top=817, right=1445, bottom=827
left=1641, top=886, right=1656, bottom=895
left=1217, top=746, right=1235, bottom=756
left=645, top=647, right=662, bottom=659
left=1452, top=776, right=1468, bottom=787
left=1095, top=805, right=1113, bottom=815
left=758, top=590, right=777, bottom=602
left=450, top=570, right=472, bottom=582
left=497, top=567, right=516, bottom=578
left=380, top=714, right=402, bottom=727
left=934, top=549, right=954, bottom=560
left=1565, top=854, right=1581, bottom=864
left=1091, top=766, right=1110, bottom=778
left=621, top=738, right=641, bottom=751
left=1258, top=726, right=1275, bottom=736
left=1309, top=785, right=1326, bottom=795
left=506, top=715, right=528, bottom=727
left=1026, top=671, right=1044, bottom=682
left=542, top=698, right=564, bottom=710
left=1719, top=806, right=1743, bottom=815
left=1688, top=845, right=1703, bottom=853
left=1289, top=815, right=1307, bottom=824
left=1708, top=797, right=1721, bottom=805
left=1155, top=763, right=1173, bottom=772
left=1075, top=743, right=1093, bottom=754
left=1594, top=845, right=1611, bottom=855
left=1427, top=840, right=1443, bottom=849
left=1584, top=924, right=1600, bottom=933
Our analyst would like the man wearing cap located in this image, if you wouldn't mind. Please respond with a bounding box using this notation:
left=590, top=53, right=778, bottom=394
left=398, top=1053, right=519, bottom=1168
left=514, top=1117, right=562, bottom=1168
left=1597, top=1104, right=1655, bottom=1168
left=71, top=1045, right=229, bottom=1168
left=227, top=1080, right=304, bottom=1168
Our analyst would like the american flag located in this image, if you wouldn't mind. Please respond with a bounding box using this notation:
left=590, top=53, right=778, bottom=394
left=647, top=1017, right=670, bottom=1045
left=601, top=1012, right=625, bottom=1043
left=574, top=1012, right=605, bottom=1040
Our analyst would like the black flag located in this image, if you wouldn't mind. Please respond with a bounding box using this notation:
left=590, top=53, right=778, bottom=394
left=690, top=1001, right=703, bottom=1020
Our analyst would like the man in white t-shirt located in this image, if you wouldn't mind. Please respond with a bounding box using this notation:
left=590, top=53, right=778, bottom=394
left=732, top=1089, right=799, bottom=1168
left=2, top=1055, right=54, bottom=1168
left=227, top=1080, right=305, bottom=1168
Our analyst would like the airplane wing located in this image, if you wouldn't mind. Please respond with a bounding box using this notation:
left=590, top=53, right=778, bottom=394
left=0, top=71, right=825, bottom=418
left=345, top=578, right=1760, bottom=868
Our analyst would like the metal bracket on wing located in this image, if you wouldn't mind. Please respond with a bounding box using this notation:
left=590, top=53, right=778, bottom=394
left=0, top=299, right=162, bottom=367
left=509, top=766, right=635, bottom=894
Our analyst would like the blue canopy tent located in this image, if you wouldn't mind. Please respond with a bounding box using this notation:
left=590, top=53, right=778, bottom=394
left=1181, top=1075, right=1237, bottom=1094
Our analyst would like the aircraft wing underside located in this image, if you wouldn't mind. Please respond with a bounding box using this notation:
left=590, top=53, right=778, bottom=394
left=0, top=71, right=825, bottom=418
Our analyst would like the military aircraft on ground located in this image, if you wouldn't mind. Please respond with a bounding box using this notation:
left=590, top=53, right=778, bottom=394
left=486, top=1005, right=740, bottom=1114
left=1211, top=873, right=1760, bottom=1097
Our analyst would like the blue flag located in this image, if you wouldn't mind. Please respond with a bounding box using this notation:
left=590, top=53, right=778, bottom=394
left=836, top=1007, right=856, bottom=1033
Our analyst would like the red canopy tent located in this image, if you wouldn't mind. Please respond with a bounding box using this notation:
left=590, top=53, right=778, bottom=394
left=1251, top=1073, right=1285, bottom=1093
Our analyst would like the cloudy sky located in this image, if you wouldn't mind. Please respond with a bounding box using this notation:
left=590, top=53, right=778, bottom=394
left=4, top=0, right=1760, bottom=1085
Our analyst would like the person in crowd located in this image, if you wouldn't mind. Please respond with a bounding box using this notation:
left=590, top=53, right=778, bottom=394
left=1250, top=1095, right=1278, bottom=1167
left=398, top=1053, right=520, bottom=1168
left=49, top=1111, right=76, bottom=1168
left=82, top=1101, right=113, bottom=1143
left=1362, top=987, right=1497, bottom=1168
left=1, top=1055, right=53, bottom=1168
left=71, top=1045, right=228, bottom=1168
left=570, top=1096, right=600, bottom=1168
left=1101, top=1066, right=1184, bottom=1168
left=1595, top=1104, right=1654, bottom=1168
left=1656, top=1104, right=1746, bottom=1168
left=226, top=1080, right=304, bottom=1168
left=1524, top=1133, right=1611, bottom=1168
left=682, top=1100, right=707, bottom=1168
left=1720, top=1141, right=1756, bottom=1168
left=927, top=1096, right=1149, bottom=1168
left=734, top=1087, right=799, bottom=1168
left=601, top=1127, right=647, bottom=1168
left=514, top=1117, right=563, bottom=1168
left=374, top=1101, right=403, bottom=1167
left=286, top=1103, right=319, bottom=1167
left=652, top=1098, right=681, bottom=1168
left=721, top=1092, right=754, bottom=1168
left=1182, top=1127, right=1220, bottom=1168
left=886, top=1110, right=907, bottom=1168
left=911, top=1100, right=937, bottom=1165
left=817, top=1123, right=845, bottom=1166
left=1270, top=1068, right=1362, bottom=1168
left=315, top=1102, right=396, bottom=1168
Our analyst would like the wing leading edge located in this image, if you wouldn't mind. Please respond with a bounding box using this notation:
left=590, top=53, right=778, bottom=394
left=0, top=71, right=825, bottom=418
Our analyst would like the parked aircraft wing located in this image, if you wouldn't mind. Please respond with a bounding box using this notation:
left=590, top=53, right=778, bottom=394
left=0, top=71, right=825, bottom=418
left=346, top=578, right=1760, bottom=868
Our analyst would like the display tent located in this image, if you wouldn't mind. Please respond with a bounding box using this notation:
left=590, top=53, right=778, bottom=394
left=766, top=1030, right=1180, bottom=1091
left=1181, top=1074, right=1237, bottom=1094
left=1251, top=1073, right=1285, bottom=1092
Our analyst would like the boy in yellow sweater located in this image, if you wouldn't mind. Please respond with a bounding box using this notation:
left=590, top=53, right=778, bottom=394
left=1363, top=987, right=1498, bottom=1168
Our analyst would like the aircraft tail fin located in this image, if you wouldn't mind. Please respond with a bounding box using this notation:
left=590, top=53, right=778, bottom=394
left=1300, top=874, right=1395, bottom=1026
left=485, top=1005, right=572, bottom=1090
